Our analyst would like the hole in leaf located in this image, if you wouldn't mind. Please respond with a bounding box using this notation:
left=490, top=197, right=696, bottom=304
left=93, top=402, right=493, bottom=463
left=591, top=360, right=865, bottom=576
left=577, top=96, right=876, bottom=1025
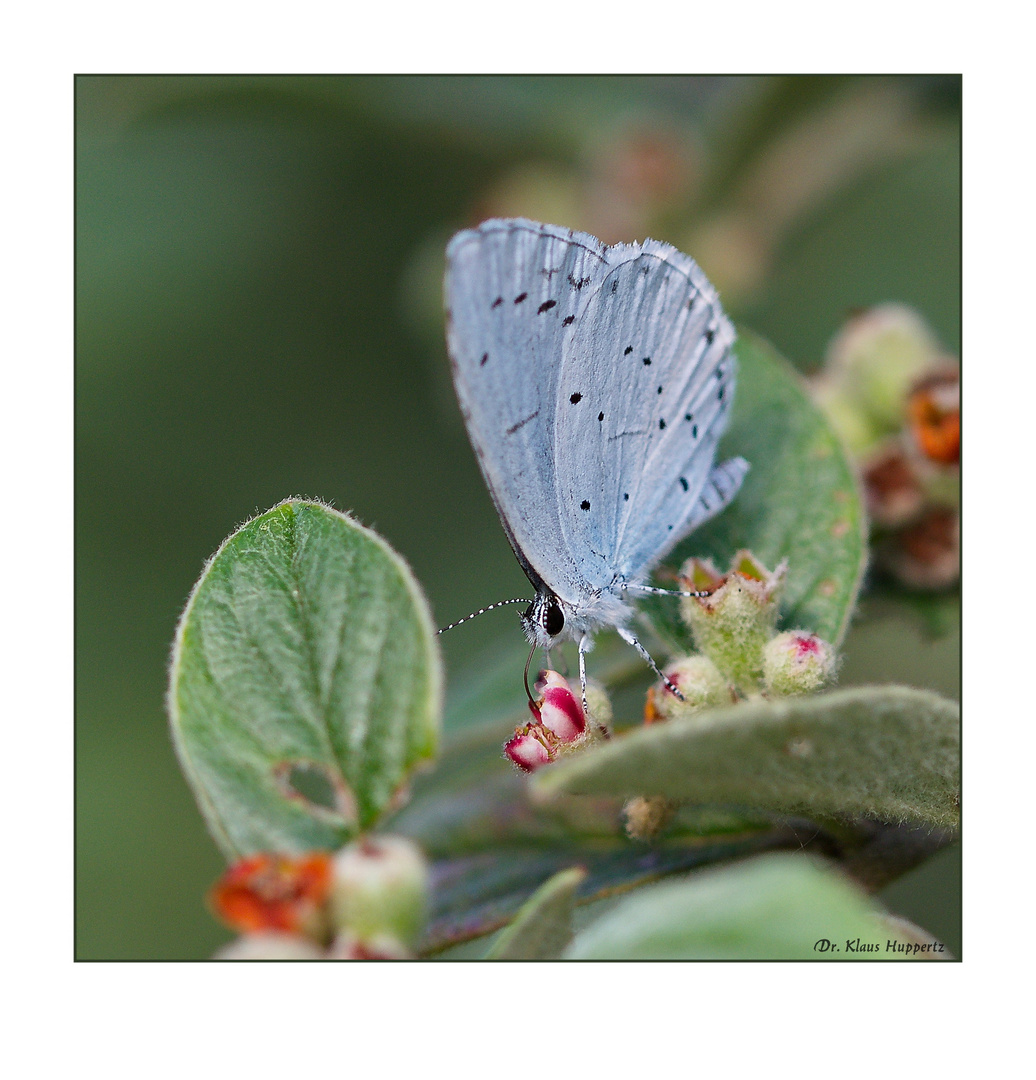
left=273, top=760, right=357, bottom=822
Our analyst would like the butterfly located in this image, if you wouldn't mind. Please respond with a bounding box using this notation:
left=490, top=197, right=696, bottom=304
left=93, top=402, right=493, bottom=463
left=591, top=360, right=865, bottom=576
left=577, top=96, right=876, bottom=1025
left=443, top=218, right=748, bottom=706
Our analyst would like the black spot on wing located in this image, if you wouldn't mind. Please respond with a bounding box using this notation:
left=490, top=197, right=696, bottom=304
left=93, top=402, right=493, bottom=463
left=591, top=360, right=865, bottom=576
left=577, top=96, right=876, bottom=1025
left=679, top=477, right=689, bottom=492
left=580, top=500, right=590, bottom=511
left=598, top=412, right=604, bottom=421
left=570, top=392, right=582, bottom=404
left=623, top=493, right=629, bottom=501
left=514, top=292, right=528, bottom=304
left=538, top=300, right=557, bottom=314
left=491, top=296, right=503, bottom=309
left=706, top=327, right=716, bottom=344
left=659, top=418, right=666, bottom=430
left=624, top=346, right=633, bottom=356
left=562, top=315, right=575, bottom=326
left=642, top=357, right=651, bottom=366
left=480, top=352, right=488, bottom=366
left=568, top=274, right=591, bottom=290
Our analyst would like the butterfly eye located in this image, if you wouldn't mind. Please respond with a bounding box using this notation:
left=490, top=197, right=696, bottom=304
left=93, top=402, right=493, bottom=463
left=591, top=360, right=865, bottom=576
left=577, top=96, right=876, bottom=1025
left=544, top=602, right=565, bottom=637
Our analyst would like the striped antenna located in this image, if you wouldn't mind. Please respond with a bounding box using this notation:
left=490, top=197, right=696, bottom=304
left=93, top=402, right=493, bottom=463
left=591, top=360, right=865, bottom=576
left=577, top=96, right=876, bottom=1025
left=437, top=597, right=530, bottom=635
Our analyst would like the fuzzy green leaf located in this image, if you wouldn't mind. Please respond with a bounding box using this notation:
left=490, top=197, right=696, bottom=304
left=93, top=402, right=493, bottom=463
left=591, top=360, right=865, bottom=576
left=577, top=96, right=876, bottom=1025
left=533, top=686, right=959, bottom=831
left=565, top=853, right=926, bottom=960
left=483, top=867, right=587, bottom=960
left=644, top=331, right=866, bottom=649
left=168, top=499, right=442, bottom=858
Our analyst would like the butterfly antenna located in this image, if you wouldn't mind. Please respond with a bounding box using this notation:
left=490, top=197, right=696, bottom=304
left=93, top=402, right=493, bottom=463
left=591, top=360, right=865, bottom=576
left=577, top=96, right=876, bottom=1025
left=436, top=597, right=530, bottom=635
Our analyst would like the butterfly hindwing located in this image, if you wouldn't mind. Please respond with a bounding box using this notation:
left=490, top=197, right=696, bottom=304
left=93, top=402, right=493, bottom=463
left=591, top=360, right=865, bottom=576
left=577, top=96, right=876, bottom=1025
left=555, top=242, right=741, bottom=586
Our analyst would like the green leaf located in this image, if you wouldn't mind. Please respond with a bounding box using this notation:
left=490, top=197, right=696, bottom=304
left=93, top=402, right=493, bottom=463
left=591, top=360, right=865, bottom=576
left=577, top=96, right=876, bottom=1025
left=533, top=686, right=959, bottom=831
left=483, top=867, right=586, bottom=959
left=565, top=852, right=926, bottom=960
left=643, top=331, right=866, bottom=649
left=168, top=499, right=442, bottom=858
left=395, top=725, right=819, bottom=954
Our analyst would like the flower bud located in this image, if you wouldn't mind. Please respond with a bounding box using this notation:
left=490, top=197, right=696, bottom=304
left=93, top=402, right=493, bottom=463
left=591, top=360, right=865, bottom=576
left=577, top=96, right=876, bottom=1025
left=214, top=932, right=326, bottom=960
left=880, top=506, right=959, bottom=590
left=208, top=852, right=333, bottom=941
left=623, top=795, right=678, bottom=842
left=327, top=931, right=413, bottom=960
left=907, top=368, right=960, bottom=468
left=763, top=631, right=836, bottom=696
left=330, top=836, right=429, bottom=949
left=860, top=439, right=925, bottom=528
left=504, top=723, right=556, bottom=772
left=533, top=669, right=587, bottom=742
left=906, top=368, right=960, bottom=507
left=812, top=378, right=884, bottom=456
left=678, top=552, right=786, bottom=693
left=825, top=304, right=941, bottom=430
left=583, top=677, right=614, bottom=728
left=645, top=654, right=731, bottom=723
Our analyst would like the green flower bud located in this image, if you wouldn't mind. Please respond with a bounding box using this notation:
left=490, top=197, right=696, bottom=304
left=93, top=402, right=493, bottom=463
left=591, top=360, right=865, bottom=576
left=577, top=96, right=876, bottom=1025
left=825, top=304, right=941, bottom=432
left=583, top=677, right=613, bottom=728
left=813, top=378, right=885, bottom=456
left=679, top=552, right=786, bottom=694
left=330, top=836, right=429, bottom=948
left=762, top=631, right=836, bottom=696
left=645, top=654, right=731, bottom=723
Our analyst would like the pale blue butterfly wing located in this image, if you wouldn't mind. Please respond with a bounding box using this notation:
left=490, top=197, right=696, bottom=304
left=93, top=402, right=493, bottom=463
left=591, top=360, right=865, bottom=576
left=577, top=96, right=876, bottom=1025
left=553, top=241, right=747, bottom=593
left=445, top=221, right=609, bottom=605
left=445, top=218, right=747, bottom=648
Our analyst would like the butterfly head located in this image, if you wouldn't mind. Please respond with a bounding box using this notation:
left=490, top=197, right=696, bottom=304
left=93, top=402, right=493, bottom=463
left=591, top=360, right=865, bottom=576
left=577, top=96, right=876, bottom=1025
left=521, top=589, right=567, bottom=650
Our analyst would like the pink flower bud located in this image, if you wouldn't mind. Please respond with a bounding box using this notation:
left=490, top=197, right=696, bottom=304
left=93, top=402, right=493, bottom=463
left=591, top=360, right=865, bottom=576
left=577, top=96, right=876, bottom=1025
left=504, top=725, right=555, bottom=772
left=763, top=631, right=836, bottom=696
left=533, top=669, right=586, bottom=742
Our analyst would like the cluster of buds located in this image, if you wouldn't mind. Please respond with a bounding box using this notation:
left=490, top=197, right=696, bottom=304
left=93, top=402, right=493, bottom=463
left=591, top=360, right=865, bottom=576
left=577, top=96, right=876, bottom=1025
left=503, top=670, right=609, bottom=773
left=210, top=835, right=429, bottom=960
left=672, top=551, right=835, bottom=699
left=813, top=304, right=959, bottom=590
left=626, top=552, right=835, bottom=841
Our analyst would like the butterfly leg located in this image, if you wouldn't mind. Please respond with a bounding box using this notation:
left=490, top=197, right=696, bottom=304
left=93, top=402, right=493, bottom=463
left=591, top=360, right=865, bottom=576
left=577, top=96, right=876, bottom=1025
left=577, top=635, right=590, bottom=716
left=577, top=636, right=612, bottom=738
left=624, top=583, right=708, bottom=600
left=616, top=627, right=685, bottom=701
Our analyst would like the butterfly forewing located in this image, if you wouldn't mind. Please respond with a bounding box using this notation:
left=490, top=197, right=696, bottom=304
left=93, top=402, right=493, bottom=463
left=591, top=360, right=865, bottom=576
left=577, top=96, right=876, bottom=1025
left=445, top=220, right=611, bottom=599
left=445, top=218, right=745, bottom=617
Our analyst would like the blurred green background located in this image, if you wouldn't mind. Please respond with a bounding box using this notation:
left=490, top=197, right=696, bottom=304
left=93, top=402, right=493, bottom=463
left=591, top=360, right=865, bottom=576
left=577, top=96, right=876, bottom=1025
left=76, top=75, right=960, bottom=960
